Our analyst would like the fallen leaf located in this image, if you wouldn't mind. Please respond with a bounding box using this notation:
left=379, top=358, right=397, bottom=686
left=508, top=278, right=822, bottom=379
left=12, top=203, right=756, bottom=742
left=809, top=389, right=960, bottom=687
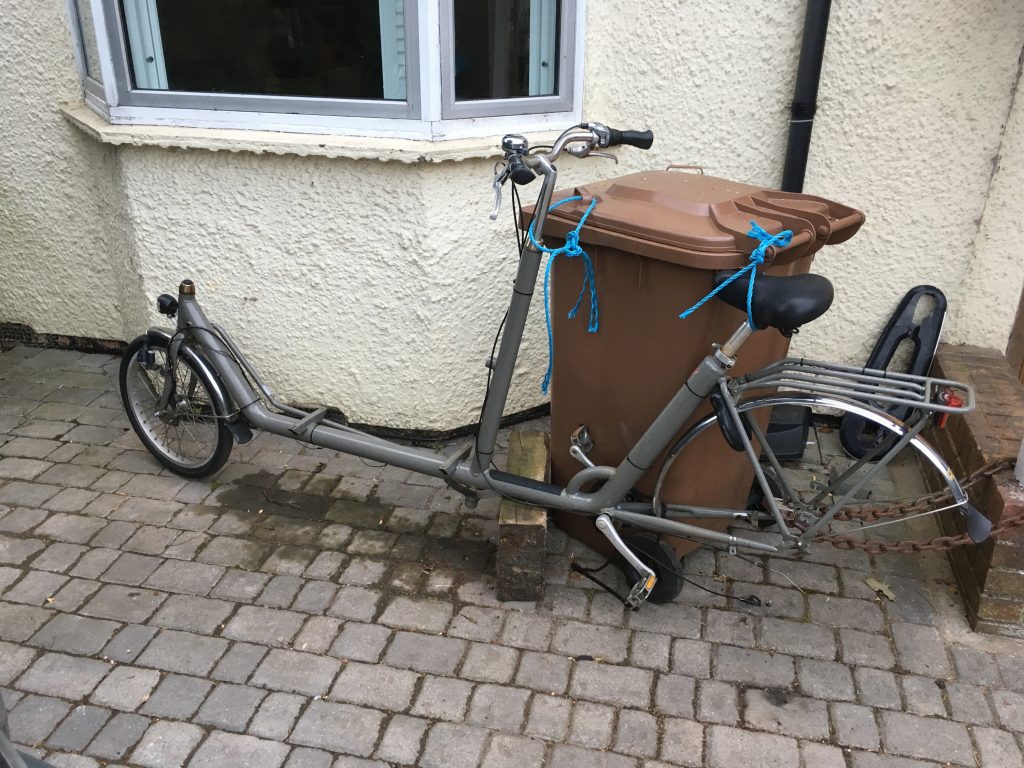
left=865, top=577, right=896, bottom=602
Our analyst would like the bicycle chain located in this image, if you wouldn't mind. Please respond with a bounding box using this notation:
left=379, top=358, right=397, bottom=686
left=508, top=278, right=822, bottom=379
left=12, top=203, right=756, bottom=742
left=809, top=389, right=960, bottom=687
left=815, top=457, right=1022, bottom=554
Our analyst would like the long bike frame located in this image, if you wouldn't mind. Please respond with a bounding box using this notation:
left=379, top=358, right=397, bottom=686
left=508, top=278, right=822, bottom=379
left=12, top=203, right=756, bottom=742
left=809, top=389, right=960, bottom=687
left=150, top=127, right=976, bottom=556
left=159, top=287, right=750, bottom=526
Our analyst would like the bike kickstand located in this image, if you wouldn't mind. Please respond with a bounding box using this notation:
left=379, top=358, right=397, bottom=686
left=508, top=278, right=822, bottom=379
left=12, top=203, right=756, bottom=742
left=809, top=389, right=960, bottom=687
left=594, top=513, right=656, bottom=609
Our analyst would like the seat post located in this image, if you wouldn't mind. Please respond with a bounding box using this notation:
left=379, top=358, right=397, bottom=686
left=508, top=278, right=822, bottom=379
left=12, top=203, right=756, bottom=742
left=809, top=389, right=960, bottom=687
left=719, top=322, right=756, bottom=359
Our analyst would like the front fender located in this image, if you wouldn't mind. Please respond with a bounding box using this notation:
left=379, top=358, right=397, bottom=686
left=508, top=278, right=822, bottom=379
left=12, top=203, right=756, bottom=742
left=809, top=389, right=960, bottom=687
left=144, top=328, right=236, bottom=423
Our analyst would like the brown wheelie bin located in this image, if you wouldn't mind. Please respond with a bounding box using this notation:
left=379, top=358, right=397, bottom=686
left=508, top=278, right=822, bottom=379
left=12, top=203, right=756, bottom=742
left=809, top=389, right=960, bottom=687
left=529, top=169, right=864, bottom=560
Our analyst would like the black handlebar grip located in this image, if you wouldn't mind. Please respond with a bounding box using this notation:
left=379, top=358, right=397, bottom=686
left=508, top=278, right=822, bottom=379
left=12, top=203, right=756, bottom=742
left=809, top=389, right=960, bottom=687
left=607, top=128, right=654, bottom=150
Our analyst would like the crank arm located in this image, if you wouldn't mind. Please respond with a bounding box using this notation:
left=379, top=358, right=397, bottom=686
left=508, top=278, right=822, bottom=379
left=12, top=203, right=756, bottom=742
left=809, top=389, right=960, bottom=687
left=569, top=444, right=595, bottom=468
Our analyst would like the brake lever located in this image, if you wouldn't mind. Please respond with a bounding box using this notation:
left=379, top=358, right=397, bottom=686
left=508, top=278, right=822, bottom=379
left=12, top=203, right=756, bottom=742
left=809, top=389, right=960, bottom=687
left=489, top=164, right=510, bottom=221
left=565, top=142, right=593, bottom=159
left=566, top=143, right=618, bottom=164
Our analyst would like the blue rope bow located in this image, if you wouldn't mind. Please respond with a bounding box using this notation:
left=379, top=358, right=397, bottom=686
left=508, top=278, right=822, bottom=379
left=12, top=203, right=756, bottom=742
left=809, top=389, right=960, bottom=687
left=678, top=220, right=793, bottom=327
left=528, top=196, right=599, bottom=394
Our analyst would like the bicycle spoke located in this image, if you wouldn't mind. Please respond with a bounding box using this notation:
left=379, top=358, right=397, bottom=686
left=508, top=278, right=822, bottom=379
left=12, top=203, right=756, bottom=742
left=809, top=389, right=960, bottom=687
left=136, top=367, right=161, bottom=401
left=124, top=349, right=219, bottom=468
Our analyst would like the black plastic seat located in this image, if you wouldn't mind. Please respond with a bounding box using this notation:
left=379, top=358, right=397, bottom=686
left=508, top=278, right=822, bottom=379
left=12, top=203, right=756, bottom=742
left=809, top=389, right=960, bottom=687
left=714, top=271, right=834, bottom=332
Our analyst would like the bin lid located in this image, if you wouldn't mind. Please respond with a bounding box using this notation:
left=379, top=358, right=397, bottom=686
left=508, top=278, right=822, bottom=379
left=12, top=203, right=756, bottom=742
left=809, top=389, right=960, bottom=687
left=530, top=170, right=864, bottom=270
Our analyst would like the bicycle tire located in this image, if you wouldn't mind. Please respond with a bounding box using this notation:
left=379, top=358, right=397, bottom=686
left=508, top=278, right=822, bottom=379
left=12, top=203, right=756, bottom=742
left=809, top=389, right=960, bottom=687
left=119, top=334, right=233, bottom=477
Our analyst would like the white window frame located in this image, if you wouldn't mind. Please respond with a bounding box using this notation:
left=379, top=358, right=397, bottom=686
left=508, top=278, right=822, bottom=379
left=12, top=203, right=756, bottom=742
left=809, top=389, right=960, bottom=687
left=72, top=0, right=585, bottom=140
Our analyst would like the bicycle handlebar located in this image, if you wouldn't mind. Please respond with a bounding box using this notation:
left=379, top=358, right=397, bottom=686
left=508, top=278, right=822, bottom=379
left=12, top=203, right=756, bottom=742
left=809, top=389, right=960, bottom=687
left=490, top=121, right=654, bottom=220
left=526, top=122, right=655, bottom=168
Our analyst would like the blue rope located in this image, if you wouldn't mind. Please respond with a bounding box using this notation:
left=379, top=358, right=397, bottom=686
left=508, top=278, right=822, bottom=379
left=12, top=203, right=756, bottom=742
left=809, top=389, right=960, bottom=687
left=678, top=220, right=793, bottom=327
left=528, top=196, right=599, bottom=394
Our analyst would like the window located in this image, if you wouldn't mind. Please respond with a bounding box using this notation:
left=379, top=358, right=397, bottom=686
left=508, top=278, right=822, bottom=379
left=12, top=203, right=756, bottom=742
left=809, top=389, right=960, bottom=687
left=72, top=0, right=581, bottom=137
left=443, top=0, right=569, bottom=117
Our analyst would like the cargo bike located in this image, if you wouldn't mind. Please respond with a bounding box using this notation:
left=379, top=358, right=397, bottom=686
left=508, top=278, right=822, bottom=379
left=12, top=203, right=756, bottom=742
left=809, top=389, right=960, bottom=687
left=118, top=122, right=989, bottom=609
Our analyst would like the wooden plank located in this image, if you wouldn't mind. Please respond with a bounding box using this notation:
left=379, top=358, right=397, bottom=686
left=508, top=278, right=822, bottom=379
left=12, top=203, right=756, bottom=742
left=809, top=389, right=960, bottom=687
left=496, top=430, right=549, bottom=601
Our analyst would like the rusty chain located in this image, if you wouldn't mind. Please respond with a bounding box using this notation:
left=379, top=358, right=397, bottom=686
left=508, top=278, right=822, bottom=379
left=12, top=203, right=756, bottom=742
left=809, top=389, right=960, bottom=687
left=814, top=457, right=1022, bottom=554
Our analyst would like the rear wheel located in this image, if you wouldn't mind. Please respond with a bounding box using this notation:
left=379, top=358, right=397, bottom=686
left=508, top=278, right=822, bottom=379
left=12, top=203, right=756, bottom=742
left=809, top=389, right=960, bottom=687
left=657, top=394, right=968, bottom=547
left=119, top=335, right=233, bottom=477
left=620, top=533, right=685, bottom=604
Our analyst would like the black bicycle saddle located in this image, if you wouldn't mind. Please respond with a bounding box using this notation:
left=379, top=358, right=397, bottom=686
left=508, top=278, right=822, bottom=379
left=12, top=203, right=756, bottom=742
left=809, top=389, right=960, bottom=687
left=714, top=271, right=834, bottom=332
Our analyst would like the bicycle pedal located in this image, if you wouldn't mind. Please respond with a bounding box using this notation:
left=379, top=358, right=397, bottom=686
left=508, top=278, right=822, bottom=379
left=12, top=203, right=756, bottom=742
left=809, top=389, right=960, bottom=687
left=569, top=425, right=596, bottom=468
left=441, top=442, right=474, bottom=475
left=625, top=570, right=657, bottom=609
left=594, top=512, right=656, bottom=608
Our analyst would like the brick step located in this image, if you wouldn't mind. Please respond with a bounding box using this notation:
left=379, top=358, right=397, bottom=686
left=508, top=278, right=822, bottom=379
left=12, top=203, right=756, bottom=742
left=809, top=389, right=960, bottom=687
left=929, top=344, right=1024, bottom=637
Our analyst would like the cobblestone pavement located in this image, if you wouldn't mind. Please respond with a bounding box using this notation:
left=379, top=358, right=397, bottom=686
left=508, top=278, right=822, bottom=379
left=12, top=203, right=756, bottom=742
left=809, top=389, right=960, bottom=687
left=1, top=345, right=1024, bottom=768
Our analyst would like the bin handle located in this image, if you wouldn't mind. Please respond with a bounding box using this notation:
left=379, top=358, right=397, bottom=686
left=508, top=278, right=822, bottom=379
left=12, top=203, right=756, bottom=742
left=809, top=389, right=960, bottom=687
left=825, top=210, right=866, bottom=236
left=666, top=164, right=704, bottom=175
left=766, top=229, right=814, bottom=260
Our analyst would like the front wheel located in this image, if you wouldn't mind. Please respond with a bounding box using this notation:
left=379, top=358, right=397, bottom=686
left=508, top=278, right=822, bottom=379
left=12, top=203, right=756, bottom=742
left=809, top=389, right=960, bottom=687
left=119, top=335, right=233, bottom=477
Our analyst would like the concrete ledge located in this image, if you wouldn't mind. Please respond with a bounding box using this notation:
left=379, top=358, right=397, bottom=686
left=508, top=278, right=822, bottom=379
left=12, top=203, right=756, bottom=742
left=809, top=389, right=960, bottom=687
left=61, top=103, right=559, bottom=164
left=928, top=343, right=1024, bottom=637
left=496, top=431, right=549, bottom=601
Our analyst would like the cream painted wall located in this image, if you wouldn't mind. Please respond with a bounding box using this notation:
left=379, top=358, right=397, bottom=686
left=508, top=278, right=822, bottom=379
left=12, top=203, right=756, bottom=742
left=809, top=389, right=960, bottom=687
left=952, top=53, right=1024, bottom=348
left=0, top=1, right=151, bottom=345
left=2, top=1, right=1023, bottom=429
left=795, top=1, right=1024, bottom=363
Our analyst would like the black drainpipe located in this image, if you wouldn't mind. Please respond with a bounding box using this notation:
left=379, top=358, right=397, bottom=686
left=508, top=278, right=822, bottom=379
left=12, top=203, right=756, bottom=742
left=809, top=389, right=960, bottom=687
left=781, top=0, right=833, bottom=193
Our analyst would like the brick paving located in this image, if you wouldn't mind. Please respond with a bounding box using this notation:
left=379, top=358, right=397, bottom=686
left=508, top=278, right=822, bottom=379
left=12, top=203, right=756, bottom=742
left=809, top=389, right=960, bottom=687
left=1, top=345, right=1024, bottom=767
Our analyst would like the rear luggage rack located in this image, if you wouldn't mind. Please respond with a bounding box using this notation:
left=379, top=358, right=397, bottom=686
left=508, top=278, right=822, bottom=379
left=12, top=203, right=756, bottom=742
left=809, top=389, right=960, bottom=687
left=734, top=358, right=974, bottom=414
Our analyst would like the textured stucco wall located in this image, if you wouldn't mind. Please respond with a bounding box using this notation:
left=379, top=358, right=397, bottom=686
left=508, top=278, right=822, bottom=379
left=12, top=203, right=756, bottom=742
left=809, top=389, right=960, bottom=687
left=0, top=1, right=148, bottom=344
left=794, top=1, right=1024, bottom=363
left=2, top=1, right=1024, bottom=429
left=951, top=52, right=1024, bottom=351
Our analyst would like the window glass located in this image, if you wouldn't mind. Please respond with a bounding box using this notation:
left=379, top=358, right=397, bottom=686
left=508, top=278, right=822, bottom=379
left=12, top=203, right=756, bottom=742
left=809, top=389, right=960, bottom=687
left=76, top=0, right=105, bottom=82
left=452, top=0, right=559, bottom=101
left=121, top=0, right=407, bottom=100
